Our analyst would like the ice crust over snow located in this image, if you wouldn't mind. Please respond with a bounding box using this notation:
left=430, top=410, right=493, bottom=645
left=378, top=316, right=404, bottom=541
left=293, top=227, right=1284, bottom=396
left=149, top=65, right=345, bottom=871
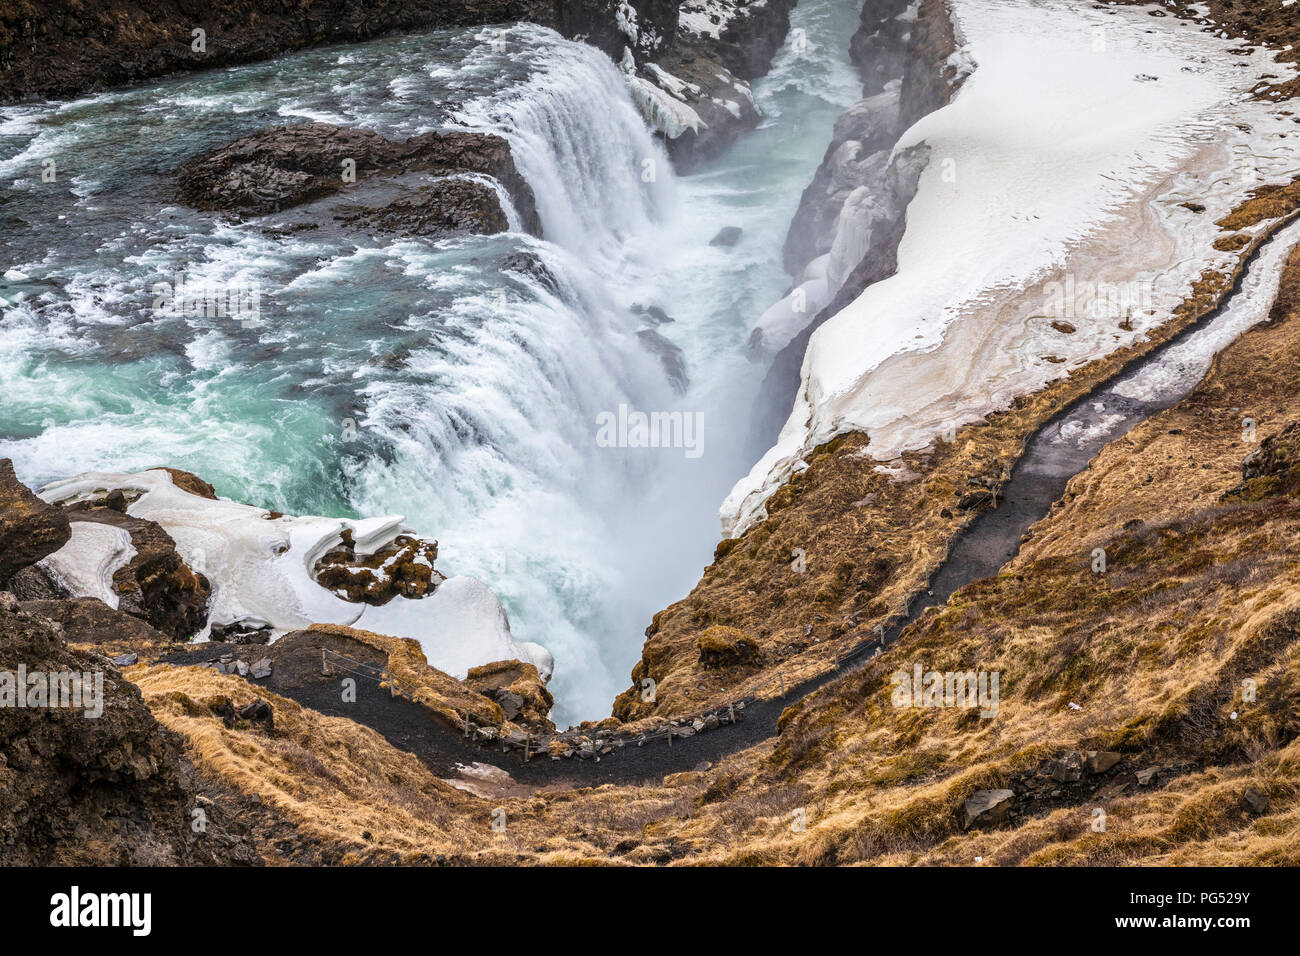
left=722, top=0, right=1300, bottom=536
left=37, top=468, right=551, bottom=679
left=40, top=522, right=135, bottom=610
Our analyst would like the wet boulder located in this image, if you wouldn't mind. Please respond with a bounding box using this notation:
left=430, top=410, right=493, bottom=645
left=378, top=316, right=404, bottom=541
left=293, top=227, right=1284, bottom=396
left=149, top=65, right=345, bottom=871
left=177, top=122, right=541, bottom=238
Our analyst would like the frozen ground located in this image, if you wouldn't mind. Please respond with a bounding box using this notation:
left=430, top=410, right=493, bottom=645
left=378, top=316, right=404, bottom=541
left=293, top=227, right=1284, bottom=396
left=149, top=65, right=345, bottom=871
left=722, top=0, right=1300, bottom=535
left=37, top=469, right=550, bottom=680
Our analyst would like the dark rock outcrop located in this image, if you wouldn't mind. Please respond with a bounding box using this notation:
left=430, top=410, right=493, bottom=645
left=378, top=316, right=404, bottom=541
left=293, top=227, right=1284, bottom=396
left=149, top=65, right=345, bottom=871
left=0, top=0, right=557, bottom=103
left=0, top=596, right=223, bottom=864
left=897, top=0, right=967, bottom=131
left=61, top=504, right=212, bottom=641
left=314, top=533, right=443, bottom=605
left=559, top=0, right=679, bottom=61
left=178, top=122, right=542, bottom=238
left=694, top=0, right=799, bottom=81
left=637, top=328, right=689, bottom=394
left=850, top=0, right=914, bottom=97
left=465, top=658, right=555, bottom=732
left=20, top=597, right=171, bottom=648
left=0, top=459, right=70, bottom=588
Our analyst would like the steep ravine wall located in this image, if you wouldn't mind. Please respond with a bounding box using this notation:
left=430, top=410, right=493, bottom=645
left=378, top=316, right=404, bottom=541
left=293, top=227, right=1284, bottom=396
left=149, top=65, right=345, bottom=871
left=613, top=0, right=966, bottom=721
left=755, top=0, right=964, bottom=431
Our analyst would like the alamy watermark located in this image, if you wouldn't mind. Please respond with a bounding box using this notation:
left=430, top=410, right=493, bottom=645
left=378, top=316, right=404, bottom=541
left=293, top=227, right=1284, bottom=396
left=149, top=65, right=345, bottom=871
left=0, top=665, right=104, bottom=718
left=152, top=272, right=262, bottom=328
left=891, top=663, right=999, bottom=718
left=595, top=404, right=703, bottom=459
left=1042, top=275, right=1154, bottom=322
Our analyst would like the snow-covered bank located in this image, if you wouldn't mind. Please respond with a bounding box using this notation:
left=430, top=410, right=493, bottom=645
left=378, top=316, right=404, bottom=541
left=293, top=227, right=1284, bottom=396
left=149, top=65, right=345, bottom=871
left=722, top=0, right=1300, bottom=536
left=37, top=469, right=551, bottom=680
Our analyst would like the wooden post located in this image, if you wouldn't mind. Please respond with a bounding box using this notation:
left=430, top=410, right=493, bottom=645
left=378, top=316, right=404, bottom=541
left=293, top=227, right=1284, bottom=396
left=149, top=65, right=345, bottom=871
left=729, top=702, right=735, bottom=725
left=321, top=649, right=329, bottom=676
left=833, top=649, right=840, bottom=670
left=779, top=671, right=786, bottom=699
left=524, top=736, right=531, bottom=762
left=463, top=711, right=471, bottom=738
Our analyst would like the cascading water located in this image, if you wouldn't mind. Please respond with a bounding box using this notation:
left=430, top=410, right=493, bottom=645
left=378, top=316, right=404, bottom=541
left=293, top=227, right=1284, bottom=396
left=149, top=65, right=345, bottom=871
left=0, top=3, right=862, bottom=724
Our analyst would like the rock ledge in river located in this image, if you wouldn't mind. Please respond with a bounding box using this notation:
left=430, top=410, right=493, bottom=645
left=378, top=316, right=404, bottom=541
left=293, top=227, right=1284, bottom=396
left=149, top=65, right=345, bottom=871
left=177, top=122, right=542, bottom=238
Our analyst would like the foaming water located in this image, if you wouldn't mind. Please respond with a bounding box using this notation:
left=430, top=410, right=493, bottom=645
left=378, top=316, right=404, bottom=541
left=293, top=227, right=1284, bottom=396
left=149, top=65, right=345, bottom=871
left=0, top=5, right=860, bottom=723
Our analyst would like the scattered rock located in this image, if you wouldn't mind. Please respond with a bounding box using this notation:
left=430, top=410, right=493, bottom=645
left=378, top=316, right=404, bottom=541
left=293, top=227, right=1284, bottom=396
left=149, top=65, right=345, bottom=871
left=250, top=658, right=273, bottom=679
left=1049, top=751, right=1085, bottom=783
left=1085, top=751, right=1122, bottom=775
left=1242, top=786, right=1270, bottom=815
left=709, top=226, right=743, bottom=247
left=1135, top=766, right=1160, bottom=786
left=964, top=789, right=1014, bottom=829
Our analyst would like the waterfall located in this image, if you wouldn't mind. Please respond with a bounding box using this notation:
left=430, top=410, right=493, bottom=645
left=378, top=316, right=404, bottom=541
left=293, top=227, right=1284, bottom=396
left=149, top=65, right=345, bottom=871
left=454, top=24, right=677, bottom=253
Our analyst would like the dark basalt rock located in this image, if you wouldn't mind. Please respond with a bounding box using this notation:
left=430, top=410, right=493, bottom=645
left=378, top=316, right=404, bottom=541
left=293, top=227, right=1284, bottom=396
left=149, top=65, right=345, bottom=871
left=637, top=328, right=689, bottom=394
left=558, top=0, right=679, bottom=61
left=0, top=459, right=70, bottom=588
left=337, top=177, right=510, bottom=236
left=850, top=0, right=914, bottom=97
left=177, top=122, right=542, bottom=239
left=0, top=597, right=220, bottom=864
left=0, top=0, right=559, bottom=103
left=707, top=0, right=799, bottom=81
left=709, top=225, right=743, bottom=247
left=502, top=250, right=562, bottom=295
left=20, top=597, right=171, bottom=648
left=61, top=505, right=211, bottom=641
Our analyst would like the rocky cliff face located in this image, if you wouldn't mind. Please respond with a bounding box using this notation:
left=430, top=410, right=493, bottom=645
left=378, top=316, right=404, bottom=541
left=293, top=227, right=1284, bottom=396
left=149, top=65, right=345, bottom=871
left=558, top=0, right=678, bottom=60
left=0, top=459, right=69, bottom=588
left=0, top=0, right=560, bottom=103
left=0, top=460, right=253, bottom=865
left=849, top=0, right=913, bottom=96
